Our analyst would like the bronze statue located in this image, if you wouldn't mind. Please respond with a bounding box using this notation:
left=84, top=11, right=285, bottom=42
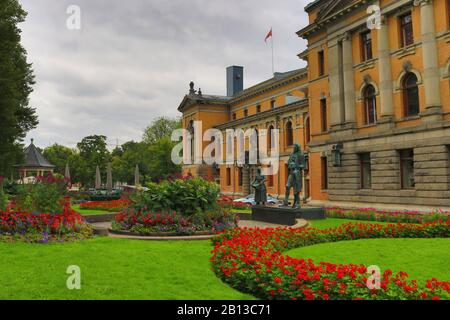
left=251, top=167, right=267, bottom=206
left=281, top=143, right=306, bottom=209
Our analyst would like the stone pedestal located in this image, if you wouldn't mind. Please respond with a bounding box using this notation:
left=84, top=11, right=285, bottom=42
left=252, top=206, right=325, bottom=226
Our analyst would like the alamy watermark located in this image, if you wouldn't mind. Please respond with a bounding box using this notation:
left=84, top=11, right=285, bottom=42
left=66, top=5, right=81, bottom=30
left=66, top=265, right=81, bottom=290
left=367, top=5, right=382, bottom=30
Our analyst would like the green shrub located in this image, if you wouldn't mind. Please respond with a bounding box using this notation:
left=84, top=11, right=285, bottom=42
left=136, top=177, right=220, bottom=216
left=0, top=189, right=7, bottom=211
left=15, top=173, right=69, bottom=214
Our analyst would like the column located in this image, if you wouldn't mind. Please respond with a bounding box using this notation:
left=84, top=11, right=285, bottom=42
left=415, top=0, right=441, bottom=110
left=377, top=16, right=395, bottom=119
left=342, top=32, right=356, bottom=125
left=328, top=41, right=345, bottom=128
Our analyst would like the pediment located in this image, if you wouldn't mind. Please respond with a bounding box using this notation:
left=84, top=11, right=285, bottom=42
left=316, top=0, right=360, bottom=23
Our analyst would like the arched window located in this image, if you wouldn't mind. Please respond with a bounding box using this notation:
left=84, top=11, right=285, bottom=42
left=304, top=116, right=311, bottom=144
left=403, top=73, right=419, bottom=117
left=285, top=121, right=293, bottom=147
left=267, top=125, right=274, bottom=150
left=363, top=85, right=377, bottom=125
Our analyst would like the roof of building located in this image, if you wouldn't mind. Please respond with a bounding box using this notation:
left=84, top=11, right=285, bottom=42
left=178, top=68, right=308, bottom=112
left=16, top=139, right=55, bottom=169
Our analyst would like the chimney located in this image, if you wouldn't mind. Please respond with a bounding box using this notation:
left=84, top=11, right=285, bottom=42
left=226, top=66, right=244, bottom=97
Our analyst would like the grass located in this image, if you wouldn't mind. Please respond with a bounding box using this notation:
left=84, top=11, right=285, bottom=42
left=71, top=205, right=111, bottom=215
left=231, top=208, right=251, bottom=214
left=0, top=238, right=253, bottom=300
left=309, top=218, right=392, bottom=230
left=286, top=238, right=450, bottom=285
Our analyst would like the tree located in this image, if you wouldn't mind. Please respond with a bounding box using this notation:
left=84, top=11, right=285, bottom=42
left=76, top=135, right=111, bottom=187
left=142, top=117, right=181, bottom=144
left=0, top=0, right=38, bottom=176
left=146, top=138, right=181, bottom=181
left=43, top=144, right=76, bottom=176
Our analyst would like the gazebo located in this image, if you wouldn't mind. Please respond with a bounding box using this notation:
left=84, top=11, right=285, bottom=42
left=14, top=139, right=55, bottom=180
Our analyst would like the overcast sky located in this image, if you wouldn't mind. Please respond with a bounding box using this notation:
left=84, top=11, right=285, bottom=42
left=20, top=0, right=309, bottom=149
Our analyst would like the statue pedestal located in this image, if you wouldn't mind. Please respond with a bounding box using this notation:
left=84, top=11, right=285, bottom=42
left=252, top=206, right=325, bottom=226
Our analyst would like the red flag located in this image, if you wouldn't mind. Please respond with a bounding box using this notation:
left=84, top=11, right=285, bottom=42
left=265, top=28, right=272, bottom=43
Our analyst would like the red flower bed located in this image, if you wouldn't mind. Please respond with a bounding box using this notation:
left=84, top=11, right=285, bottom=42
left=0, top=202, right=86, bottom=235
left=326, top=207, right=450, bottom=224
left=211, top=221, right=450, bottom=300
left=79, top=199, right=130, bottom=212
left=218, top=196, right=251, bottom=210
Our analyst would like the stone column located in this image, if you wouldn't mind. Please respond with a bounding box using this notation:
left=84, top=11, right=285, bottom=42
left=342, top=32, right=356, bottom=125
left=328, top=40, right=345, bottom=128
left=415, top=0, right=442, bottom=113
left=377, top=16, right=395, bottom=122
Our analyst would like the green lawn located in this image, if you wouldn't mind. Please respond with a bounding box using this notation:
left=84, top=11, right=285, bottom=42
left=309, top=218, right=392, bottom=230
left=287, top=238, right=450, bottom=285
left=0, top=238, right=253, bottom=300
left=71, top=205, right=111, bottom=215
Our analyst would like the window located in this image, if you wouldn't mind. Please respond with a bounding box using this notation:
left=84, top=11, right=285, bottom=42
left=285, top=121, right=293, bottom=147
left=320, top=98, right=328, bottom=132
left=270, top=100, right=276, bottom=109
left=256, top=105, right=261, bottom=113
left=400, top=149, right=415, bottom=189
left=267, top=174, right=274, bottom=187
left=244, top=109, right=248, bottom=117
left=305, top=116, right=311, bottom=144
left=226, top=168, right=231, bottom=186
left=399, top=13, right=414, bottom=47
left=360, top=153, right=372, bottom=189
left=238, top=168, right=243, bottom=186
left=447, top=0, right=450, bottom=29
left=403, top=73, right=420, bottom=117
left=232, top=113, right=236, bottom=120
left=321, top=157, right=328, bottom=190
left=267, top=125, right=274, bottom=150
left=360, top=31, right=373, bottom=62
left=318, top=50, right=325, bottom=76
left=363, top=85, right=377, bottom=125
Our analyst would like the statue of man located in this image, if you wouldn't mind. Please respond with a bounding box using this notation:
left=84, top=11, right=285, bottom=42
left=251, top=167, right=267, bottom=206
left=282, top=143, right=306, bottom=209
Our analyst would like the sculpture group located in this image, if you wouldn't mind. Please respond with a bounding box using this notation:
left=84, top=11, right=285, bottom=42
left=252, top=143, right=306, bottom=209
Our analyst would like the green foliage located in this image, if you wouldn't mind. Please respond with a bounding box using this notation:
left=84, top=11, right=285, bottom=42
left=0, top=189, right=8, bottom=211
left=142, top=117, right=181, bottom=144
left=132, top=178, right=220, bottom=216
left=15, top=174, right=68, bottom=214
left=0, top=0, right=38, bottom=176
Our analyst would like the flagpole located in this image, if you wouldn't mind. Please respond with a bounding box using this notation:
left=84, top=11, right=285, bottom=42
left=271, top=29, right=274, bottom=75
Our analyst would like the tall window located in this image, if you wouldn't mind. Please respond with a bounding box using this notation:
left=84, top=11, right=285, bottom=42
left=305, top=116, right=311, bottom=144
left=267, top=125, right=274, bottom=150
left=360, top=31, right=373, bottom=62
left=226, top=168, right=231, bottom=186
left=320, top=98, right=328, bottom=132
left=321, top=157, right=328, bottom=190
left=267, top=174, right=274, bottom=187
left=360, top=153, right=372, bottom=189
left=256, top=105, right=261, bottom=113
left=244, top=109, right=248, bottom=117
left=285, top=121, right=293, bottom=147
left=363, top=85, right=377, bottom=125
left=318, top=50, right=325, bottom=76
left=399, top=13, right=414, bottom=47
left=232, top=113, right=236, bottom=120
left=238, top=168, right=243, bottom=187
left=400, top=149, right=415, bottom=189
left=403, top=73, right=420, bottom=117
left=448, top=0, right=450, bottom=28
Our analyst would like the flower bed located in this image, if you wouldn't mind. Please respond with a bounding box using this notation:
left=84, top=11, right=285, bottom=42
left=0, top=202, right=93, bottom=243
left=79, top=199, right=130, bottom=212
left=211, top=221, right=450, bottom=300
left=218, top=196, right=251, bottom=211
left=112, top=208, right=238, bottom=236
left=326, top=207, right=450, bottom=224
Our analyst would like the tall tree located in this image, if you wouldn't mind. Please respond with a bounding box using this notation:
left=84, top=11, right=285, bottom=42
left=0, top=0, right=38, bottom=176
left=142, top=117, right=181, bottom=144
left=43, top=144, right=76, bottom=176
left=76, top=135, right=111, bottom=187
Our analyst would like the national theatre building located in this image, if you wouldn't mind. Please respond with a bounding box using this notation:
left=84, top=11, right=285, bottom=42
left=178, top=0, right=450, bottom=209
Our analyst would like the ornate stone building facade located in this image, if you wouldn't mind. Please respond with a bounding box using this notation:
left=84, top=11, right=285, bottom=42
left=178, top=0, right=450, bottom=209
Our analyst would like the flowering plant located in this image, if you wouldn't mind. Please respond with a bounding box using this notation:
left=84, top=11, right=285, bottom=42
left=80, top=198, right=130, bottom=212
left=211, top=221, right=450, bottom=300
left=218, top=196, right=251, bottom=211
left=113, top=206, right=238, bottom=235
left=326, top=207, right=450, bottom=224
